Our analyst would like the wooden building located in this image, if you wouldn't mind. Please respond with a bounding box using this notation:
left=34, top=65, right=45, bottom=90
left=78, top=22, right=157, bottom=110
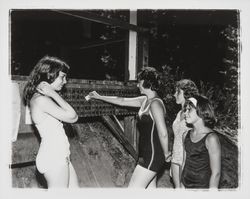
left=10, top=10, right=173, bottom=188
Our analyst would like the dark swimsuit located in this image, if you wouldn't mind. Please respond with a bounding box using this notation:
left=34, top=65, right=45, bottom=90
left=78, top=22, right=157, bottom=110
left=137, top=98, right=166, bottom=172
left=181, top=130, right=216, bottom=188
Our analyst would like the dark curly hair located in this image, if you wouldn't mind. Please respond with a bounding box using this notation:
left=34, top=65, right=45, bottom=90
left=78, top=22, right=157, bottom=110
left=176, top=79, right=199, bottom=100
left=184, top=95, right=216, bottom=129
left=137, top=67, right=163, bottom=93
left=23, top=56, right=70, bottom=106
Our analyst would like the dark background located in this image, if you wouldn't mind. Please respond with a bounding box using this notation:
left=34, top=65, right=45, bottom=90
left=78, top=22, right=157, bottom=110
left=11, top=9, right=239, bottom=86
left=11, top=10, right=129, bottom=80
left=138, top=10, right=239, bottom=86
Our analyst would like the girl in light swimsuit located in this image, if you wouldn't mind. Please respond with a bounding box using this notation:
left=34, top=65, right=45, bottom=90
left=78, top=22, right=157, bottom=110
left=171, top=79, right=199, bottom=188
left=23, top=56, right=79, bottom=188
left=88, top=67, right=171, bottom=188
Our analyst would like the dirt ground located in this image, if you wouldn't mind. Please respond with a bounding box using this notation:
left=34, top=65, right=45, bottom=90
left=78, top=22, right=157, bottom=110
left=11, top=120, right=237, bottom=189
left=11, top=120, right=173, bottom=188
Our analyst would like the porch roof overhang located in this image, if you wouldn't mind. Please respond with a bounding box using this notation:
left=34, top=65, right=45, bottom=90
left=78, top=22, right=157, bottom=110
left=52, top=10, right=148, bottom=33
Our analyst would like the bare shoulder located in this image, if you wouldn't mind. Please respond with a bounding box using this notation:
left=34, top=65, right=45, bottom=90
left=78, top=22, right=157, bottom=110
left=207, top=132, right=220, bottom=141
left=150, top=99, right=165, bottom=115
left=151, top=99, right=162, bottom=108
left=206, top=132, right=221, bottom=148
left=30, top=94, right=53, bottom=108
left=151, top=98, right=165, bottom=110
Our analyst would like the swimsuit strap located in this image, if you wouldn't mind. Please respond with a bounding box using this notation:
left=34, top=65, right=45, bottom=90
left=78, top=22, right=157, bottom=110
left=150, top=98, right=166, bottom=114
left=188, top=130, right=215, bottom=143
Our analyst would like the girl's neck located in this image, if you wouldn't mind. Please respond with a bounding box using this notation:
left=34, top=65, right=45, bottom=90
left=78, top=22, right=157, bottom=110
left=146, top=92, right=158, bottom=101
left=192, top=120, right=210, bottom=135
left=192, top=127, right=211, bottom=136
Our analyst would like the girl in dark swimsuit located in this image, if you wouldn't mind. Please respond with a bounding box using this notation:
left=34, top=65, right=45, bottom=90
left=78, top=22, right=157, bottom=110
left=88, top=67, right=171, bottom=188
left=181, top=96, right=221, bottom=189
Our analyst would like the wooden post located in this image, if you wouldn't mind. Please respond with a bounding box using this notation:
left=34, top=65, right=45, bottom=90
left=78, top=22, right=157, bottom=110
left=128, top=10, right=137, bottom=81
left=123, top=10, right=139, bottom=154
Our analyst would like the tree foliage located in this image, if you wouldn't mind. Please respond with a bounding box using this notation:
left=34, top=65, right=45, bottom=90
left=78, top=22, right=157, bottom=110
left=199, top=25, right=239, bottom=130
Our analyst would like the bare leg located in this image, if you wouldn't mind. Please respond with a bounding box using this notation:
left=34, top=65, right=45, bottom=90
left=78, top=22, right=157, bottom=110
left=68, top=162, right=79, bottom=188
left=44, top=164, right=69, bottom=188
left=146, top=176, right=157, bottom=188
left=171, top=162, right=181, bottom=188
left=128, top=165, right=157, bottom=188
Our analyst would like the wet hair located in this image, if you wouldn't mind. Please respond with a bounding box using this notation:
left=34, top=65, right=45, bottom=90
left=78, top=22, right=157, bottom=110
left=184, top=95, right=216, bottom=129
left=175, top=79, right=199, bottom=100
left=23, top=56, right=70, bottom=105
left=137, top=67, right=163, bottom=93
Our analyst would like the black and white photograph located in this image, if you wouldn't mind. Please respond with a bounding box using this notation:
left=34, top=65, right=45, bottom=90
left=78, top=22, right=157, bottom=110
left=0, top=0, right=250, bottom=199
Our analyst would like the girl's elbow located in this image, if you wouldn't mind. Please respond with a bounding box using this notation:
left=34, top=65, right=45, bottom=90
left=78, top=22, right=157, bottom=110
left=71, top=114, right=78, bottom=123
left=67, top=113, right=78, bottom=123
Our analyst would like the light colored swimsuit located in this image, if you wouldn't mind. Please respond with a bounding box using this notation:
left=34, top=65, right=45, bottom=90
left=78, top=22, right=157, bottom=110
left=172, top=111, right=190, bottom=166
left=35, top=114, right=70, bottom=174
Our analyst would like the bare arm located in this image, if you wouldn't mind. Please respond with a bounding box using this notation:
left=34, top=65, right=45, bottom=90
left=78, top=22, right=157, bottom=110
left=35, top=82, right=78, bottom=123
left=88, top=91, right=146, bottom=108
left=206, top=133, right=221, bottom=188
left=150, top=100, right=171, bottom=161
left=180, top=130, right=188, bottom=188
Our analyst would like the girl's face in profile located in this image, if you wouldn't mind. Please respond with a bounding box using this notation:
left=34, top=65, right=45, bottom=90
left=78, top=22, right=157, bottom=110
left=184, top=104, right=200, bottom=125
left=174, top=88, right=185, bottom=105
left=50, top=71, right=67, bottom=91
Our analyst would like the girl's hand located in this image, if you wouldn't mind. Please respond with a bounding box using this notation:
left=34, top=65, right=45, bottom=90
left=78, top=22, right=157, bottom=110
left=36, top=81, right=56, bottom=97
left=165, top=152, right=172, bottom=162
left=88, top=91, right=101, bottom=100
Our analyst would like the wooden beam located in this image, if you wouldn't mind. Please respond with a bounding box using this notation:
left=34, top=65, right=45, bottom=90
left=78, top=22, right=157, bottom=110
left=52, top=10, right=148, bottom=33
left=78, top=38, right=125, bottom=50
left=102, top=116, right=138, bottom=160
left=10, top=161, right=36, bottom=169
left=128, top=11, right=137, bottom=80
left=112, top=115, right=124, bottom=132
